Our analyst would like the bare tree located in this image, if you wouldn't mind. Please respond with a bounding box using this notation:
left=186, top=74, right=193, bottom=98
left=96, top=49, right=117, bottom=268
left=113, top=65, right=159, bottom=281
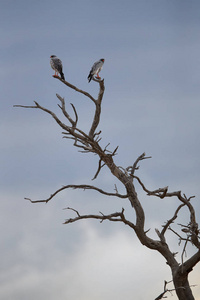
left=14, top=75, right=200, bottom=300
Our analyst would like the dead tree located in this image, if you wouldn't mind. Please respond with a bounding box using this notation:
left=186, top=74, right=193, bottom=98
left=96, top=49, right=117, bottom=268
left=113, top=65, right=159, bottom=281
left=14, top=75, right=200, bottom=300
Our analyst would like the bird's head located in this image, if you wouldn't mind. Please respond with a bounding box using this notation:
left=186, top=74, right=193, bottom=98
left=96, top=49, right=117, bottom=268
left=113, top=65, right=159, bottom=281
left=100, top=58, right=105, bottom=62
left=50, top=55, right=56, bottom=58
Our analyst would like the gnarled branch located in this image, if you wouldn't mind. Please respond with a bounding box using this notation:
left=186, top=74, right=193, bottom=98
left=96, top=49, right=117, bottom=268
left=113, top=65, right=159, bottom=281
left=24, top=184, right=128, bottom=203
left=63, top=207, right=136, bottom=230
left=64, top=207, right=126, bottom=224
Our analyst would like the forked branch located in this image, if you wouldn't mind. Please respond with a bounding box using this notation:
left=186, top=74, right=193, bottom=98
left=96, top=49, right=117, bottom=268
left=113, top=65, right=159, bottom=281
left=63, top=207, right=136, bottom=230
left=128, top=152, right=152, bottom=177
left=64, top=207, right=126, bottom=224
left=56, top=93, right=78, bottom=128
left=53, top=76, right=105, bottom=139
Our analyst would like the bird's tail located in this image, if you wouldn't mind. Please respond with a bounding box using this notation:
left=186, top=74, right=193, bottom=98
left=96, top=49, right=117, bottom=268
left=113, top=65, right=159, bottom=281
left=60, top=72, right=65, bottom=80
left=87, top=73, right=92, bottom=83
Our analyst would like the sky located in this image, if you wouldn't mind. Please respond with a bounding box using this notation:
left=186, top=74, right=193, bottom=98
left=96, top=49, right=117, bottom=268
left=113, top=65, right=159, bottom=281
left=1, top=0, right=200, bottom=299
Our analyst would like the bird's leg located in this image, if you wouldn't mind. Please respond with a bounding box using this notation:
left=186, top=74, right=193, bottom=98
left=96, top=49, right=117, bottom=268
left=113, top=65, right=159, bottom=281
left=96, top=73, right=101, bottom=79
left=54, top=71, right=59, bottom=77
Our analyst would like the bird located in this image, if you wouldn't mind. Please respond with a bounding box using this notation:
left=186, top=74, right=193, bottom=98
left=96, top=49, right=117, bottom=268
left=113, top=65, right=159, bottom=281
left=87, top=58, right=105, bottom=82
left=50, top=55, right=65, bottom=80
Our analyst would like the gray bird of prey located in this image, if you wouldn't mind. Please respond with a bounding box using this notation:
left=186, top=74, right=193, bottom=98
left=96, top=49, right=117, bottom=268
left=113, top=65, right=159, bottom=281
left=87, top=58, right=105, bottom=82
left=50, top=55, right=65, bottom=80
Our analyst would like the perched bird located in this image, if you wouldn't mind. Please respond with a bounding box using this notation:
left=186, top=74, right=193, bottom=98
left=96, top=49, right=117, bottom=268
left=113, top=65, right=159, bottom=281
left=50, top=55, right=65, bottom=80
left=88, top=58, right=105, bottom=82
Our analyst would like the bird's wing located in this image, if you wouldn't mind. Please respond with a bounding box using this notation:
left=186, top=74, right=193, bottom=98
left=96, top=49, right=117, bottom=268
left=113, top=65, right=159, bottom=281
left=53, top=58, right=63, bottom=73
left=90, top=60, right=102, bottom=75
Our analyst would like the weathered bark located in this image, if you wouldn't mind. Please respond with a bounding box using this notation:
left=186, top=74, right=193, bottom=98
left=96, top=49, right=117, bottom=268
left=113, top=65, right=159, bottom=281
left=173, top=275, right=194, bottom=300
left=14, top=75, right=200, bottom=300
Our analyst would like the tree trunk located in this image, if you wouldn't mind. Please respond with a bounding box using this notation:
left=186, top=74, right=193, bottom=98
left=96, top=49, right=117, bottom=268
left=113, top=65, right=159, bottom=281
left=173, top=273, right=194, bottom=300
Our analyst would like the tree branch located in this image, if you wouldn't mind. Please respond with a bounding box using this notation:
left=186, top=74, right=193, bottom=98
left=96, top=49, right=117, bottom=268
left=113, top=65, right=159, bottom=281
left=155, top=280, right=170, bottom=300
left=54, top=76, right=96, bottom=103
left=14, top=101, right=70, bottom=132
left=180, top=250, right=200, bottom=274
left=154, top=280, right=192, bottom=300
left=14, top=101, right=93, bottom=150
left=89, top=79, right=105, bottom=139
left=24, top=184, right=128, bottom=203
left=56, top=93, right=78, bottom=128
left=63, top=207, right=136, bottom=230
left=63, top=207, right=126, bottom=224
left=133, top=175, right=169, bottom=198
left=129, top=152, right=152, bottom=177
left=161, top=203, right=186, bottom=236
left=92, top=158, right=106, bottom=180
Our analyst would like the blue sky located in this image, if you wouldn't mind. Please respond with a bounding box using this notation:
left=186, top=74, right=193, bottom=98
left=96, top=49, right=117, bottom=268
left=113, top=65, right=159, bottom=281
left=1, top=0, right=200, bottom=299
